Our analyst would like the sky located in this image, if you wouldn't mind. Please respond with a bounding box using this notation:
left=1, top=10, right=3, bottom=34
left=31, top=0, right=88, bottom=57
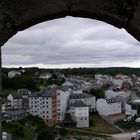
left=2, top=16, right=140, bottom=68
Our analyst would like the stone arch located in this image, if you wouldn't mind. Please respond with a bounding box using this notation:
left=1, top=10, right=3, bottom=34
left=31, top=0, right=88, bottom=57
left=0, top=0, right=140, bottom=46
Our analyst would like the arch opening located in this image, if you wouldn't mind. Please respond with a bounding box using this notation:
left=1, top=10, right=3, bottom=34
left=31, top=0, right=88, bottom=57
left=2, top=16, right=140, bottom=68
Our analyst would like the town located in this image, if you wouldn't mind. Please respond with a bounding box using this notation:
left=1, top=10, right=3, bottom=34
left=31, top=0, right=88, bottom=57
left=1, top=67, right=140, bottom=140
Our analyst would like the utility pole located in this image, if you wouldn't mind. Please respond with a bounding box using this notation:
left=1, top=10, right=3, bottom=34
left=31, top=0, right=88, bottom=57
left=0, top=47, right=2, bottom=140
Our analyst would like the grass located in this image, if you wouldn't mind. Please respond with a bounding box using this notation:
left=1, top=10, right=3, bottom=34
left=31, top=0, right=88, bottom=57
left=81, top=114, right=121, bottom=134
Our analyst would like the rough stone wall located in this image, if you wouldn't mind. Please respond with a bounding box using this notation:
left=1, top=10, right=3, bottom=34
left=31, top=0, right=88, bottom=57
left=0, top=0, right=140, bottom=46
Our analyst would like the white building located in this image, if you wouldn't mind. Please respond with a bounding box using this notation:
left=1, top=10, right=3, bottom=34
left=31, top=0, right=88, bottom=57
left=105, top=89, right=131, bottom=99
left=96, top=97, right=122, bottom=116
left=62, top=81, right=73, bottom=87
left=95, top=73, right=103, bottom=80
left=18, top=88, right=31, bottom=98
left=69, top=93, right=96, bottom=112
left=69, top=101, right=89, bottom=128
left=8, top=71, right=21, bottom=78
left=39, top=72, right=52, bottom=79
left=125, top=104, right=137, bottom=116
left=56, top=86, right=71, bottom=122
left=1, top=99, right=12, bottom=113
left=112, top=78, right=123, bottom=88
left=28, top=89, right=57, bottom=126
left=81, top=81, right=93, bottom=92
left=7, top=94, right=23, bottom=110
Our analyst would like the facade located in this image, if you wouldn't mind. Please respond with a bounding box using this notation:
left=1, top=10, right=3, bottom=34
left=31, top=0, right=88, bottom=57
left=7, top=94, right=23, bottom=110
left=105, top=89, right=131, bottom=99
left=69, top=93, right=96, bottom=111
left=18, top=88, right=31, bottom=98
left=29, top=89, right=57, bottom=126
left=95, top=73, right=103, bottom=80
left=81, top=81, right=93, bottom=92
left=69, top=101, right=89, bottom=128
left=112, top=78, right=123, bottom=88
left=39, top=72, right=52, bottom=79
left=56, top=86, right=71, bottom=122
left=1, top=99, right=12, bottom=113
left=96, top=97, right=122, bottom=116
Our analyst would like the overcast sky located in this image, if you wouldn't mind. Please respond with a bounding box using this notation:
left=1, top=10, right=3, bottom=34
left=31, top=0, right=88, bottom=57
left=2, top=16, right=140, bottom=68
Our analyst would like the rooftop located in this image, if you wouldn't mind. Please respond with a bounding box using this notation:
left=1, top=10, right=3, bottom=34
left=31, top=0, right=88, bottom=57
left=70, top=101, right=88, bottom=107
left=70, top=93, right=94, bottom=99
left=6, top=110, right=26, bottom=116
left=29, top=89, right=56, bottom=97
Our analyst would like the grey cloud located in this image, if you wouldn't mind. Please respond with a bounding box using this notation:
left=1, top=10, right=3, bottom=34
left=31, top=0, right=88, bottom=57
left=2, top=16, right=140, bottom=68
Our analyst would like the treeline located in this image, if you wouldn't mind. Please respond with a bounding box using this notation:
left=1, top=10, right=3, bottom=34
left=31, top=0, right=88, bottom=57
left=61, top=67, right=140, bottom=76
left=2, top=67, right=140, bottom=76
left=2, top=75, right=40, bottom=90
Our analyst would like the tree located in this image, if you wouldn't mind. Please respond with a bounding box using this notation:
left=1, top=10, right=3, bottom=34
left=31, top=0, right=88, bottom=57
left=89, top=88, right=105, bottom=99
left=37, top=129, right=54, bottom=140
left=59, top=127, right=68, bottom=138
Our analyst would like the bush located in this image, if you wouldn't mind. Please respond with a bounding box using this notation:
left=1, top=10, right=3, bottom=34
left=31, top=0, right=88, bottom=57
left=37, top=129, right=54, bottom=140
left=59, top=127, right=68, bottom=137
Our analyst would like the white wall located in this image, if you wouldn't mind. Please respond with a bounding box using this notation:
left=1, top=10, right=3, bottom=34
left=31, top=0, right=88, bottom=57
left=56, top=90, right=70, bottom=121
left=112, top=79, right=123, bottom=88
left=97, top=99, right=122, bottom=116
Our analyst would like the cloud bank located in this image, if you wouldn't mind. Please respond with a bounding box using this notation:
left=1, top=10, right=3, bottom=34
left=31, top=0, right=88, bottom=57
left=2, top=16, right=140, bottom=68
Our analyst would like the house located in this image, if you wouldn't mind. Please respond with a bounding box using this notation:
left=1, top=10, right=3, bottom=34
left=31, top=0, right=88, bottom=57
left=8, top=71, right=21, bottom=78
left=71, top=85, right=83, bottom=94
left=69, top=101, right=89, bottom=128
left=69, top=92, right=96, bottom=112
left=62, top=81, right=73, bottom=87
left=18, top=88, right=31, bottom=98
left=39, top=72, right=52, bottom=79
left=96, top=97, right=122, bottom=116
left=29, top=89, right=57, bottom=126
left=105, top=89, right=131, bottom=100
left=7, top=89, right=31, bottom=111
left=125, top=104, right=137, bottom=117
left=1, top=99, right=12, bottom=114
left=7, top=94, right=23, bottom=110
left=95, top=73, right=103, bottom=80
left=81, top=81, right=93, bottom=92
left=96, top=97, right=126, bottom=124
